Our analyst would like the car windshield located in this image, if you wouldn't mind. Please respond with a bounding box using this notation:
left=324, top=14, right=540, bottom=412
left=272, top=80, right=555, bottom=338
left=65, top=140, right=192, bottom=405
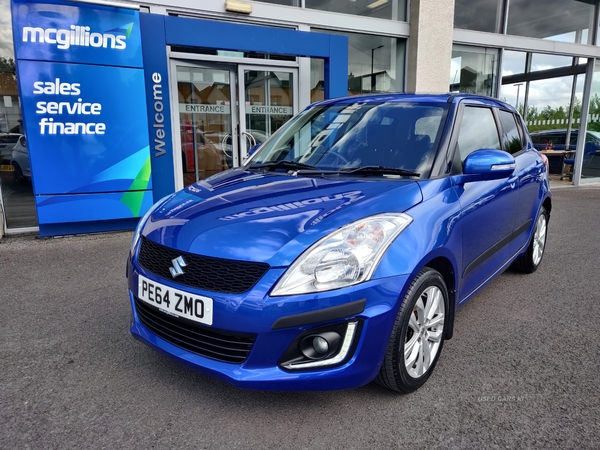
left=245, top=101, right=448, bottom=178
left=0, top=135, right=20, bottom=144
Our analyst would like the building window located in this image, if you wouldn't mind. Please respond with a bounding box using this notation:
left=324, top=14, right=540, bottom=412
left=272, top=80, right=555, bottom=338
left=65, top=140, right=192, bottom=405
left=507, top=0, right=594, bottom=44
left=311, top=30, right=405, bottom=102
left=450, top=45, right=499, bottom=97
left=454, top=0, right=504, bottom=33
left=306, top=0, right=406, bottom=21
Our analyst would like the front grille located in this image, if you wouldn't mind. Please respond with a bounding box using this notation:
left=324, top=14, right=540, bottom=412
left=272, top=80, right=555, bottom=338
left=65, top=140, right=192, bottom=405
left=138, top=237, right=270, bottom=294
left=134, top=297, right=256, bottom=363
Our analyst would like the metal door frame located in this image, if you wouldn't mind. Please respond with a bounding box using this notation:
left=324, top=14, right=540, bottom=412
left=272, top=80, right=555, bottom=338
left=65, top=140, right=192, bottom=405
left=169, top=59, right=239, bottom=191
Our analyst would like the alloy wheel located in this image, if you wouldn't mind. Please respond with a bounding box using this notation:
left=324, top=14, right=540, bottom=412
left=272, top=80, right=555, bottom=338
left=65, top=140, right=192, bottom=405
left=532, top=213, right=547, bottom=266
left=403, top=286, right=445, bottom=378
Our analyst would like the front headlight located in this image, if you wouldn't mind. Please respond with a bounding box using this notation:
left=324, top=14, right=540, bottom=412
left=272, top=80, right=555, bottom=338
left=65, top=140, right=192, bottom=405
left=130, top=194, right=174, bottom=255
left=271, top=213, right=412, bottom=296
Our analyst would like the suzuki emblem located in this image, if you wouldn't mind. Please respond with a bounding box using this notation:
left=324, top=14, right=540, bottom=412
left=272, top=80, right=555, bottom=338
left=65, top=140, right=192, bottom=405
left=169, top=256, right=187, bottom=278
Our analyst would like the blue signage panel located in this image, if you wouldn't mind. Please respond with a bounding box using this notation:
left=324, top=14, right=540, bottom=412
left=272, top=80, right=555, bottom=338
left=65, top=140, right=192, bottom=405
left=18, top=60, right=151, bottom=196
left=11, top=0, right=142, bottom=67
left=12, top=0, right=151, bottom=234
left=140, top=13, right=174, bottom=203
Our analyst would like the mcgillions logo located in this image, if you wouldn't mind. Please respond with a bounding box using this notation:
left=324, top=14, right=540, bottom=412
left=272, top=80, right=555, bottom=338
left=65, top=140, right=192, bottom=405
left=22, top=22, right=134, bottom=50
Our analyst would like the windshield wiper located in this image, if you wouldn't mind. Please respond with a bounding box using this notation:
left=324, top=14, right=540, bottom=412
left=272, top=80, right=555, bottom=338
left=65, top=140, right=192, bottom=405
left=340, top=166, right=420, bottom=177
left=248, top=160, right=319, bottom=172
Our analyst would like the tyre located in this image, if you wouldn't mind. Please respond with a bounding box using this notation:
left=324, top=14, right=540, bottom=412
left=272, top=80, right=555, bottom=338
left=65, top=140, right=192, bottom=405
left=12, top=162, right=25, bottom=183
left=376, top=267, right=448, bottom=393
left=512, top=206, right=548, bottom=273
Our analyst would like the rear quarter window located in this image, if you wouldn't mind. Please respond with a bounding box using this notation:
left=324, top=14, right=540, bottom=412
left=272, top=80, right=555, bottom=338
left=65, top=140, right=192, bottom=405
left=498, top=110, right=525, bottom=154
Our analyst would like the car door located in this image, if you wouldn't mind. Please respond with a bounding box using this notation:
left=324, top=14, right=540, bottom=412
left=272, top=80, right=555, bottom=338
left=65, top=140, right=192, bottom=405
left=497, top=109, right=544, bottom=250
left=451, top=104, right=520, bottom=301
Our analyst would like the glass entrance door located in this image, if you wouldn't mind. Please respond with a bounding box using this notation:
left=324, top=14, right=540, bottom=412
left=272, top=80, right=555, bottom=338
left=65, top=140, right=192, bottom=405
left=175, top=65, right=237, bottom=187
left=238, top=66, right=298, bottom=161
left=172, top=62, right=298, bottom=189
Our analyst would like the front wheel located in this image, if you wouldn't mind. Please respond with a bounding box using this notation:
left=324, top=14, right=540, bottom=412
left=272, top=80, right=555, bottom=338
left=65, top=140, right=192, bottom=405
left=512, top=206, right=548, bottom=273
left=376, top=267, right=448, bottom=393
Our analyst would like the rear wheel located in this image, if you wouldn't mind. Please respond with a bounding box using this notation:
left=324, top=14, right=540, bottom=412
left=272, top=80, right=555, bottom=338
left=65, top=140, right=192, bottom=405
left=513, top=206, right=548, bottom=273
left=12, top=162, right=25, bottom=183
left=376, top=267, right=448, bottom=393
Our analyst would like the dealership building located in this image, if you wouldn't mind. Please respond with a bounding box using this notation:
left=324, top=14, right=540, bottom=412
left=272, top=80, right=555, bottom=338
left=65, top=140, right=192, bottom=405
left=1, top=0, right=600, bottom=237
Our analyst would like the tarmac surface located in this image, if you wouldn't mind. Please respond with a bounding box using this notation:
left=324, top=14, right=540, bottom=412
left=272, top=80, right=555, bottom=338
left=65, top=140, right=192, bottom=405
left=1, top=186, right=599, bottom=449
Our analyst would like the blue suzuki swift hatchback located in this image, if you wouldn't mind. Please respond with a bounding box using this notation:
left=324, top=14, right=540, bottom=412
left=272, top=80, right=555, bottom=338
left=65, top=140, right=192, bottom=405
left=127, top=94, right=551, bottom=393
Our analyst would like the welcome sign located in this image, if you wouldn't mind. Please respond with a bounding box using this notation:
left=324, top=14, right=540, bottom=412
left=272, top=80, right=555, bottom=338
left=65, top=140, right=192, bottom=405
left=12, top=0, right=152, bottom=234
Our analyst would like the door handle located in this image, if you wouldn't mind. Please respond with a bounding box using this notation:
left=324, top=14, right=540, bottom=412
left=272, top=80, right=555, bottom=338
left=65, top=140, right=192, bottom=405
left=242, top=131, right=257, bottom=148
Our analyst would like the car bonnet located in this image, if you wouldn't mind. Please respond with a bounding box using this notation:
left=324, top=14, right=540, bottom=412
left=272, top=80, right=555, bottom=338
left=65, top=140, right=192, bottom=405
left=143, top=169, right=423, bottom=267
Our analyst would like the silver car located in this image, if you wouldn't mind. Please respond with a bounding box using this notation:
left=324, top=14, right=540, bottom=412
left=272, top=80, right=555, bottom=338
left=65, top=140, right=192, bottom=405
left=9, top=135, right=30, bottom=182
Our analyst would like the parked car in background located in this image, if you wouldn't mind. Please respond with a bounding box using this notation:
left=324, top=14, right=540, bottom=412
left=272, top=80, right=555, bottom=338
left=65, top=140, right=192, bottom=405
left=127, top=94, right=551, bottom=394
left=530, top=129, right=599, bottom=176
left=10, top=135, right=30, bottom=182
left=530, top=129, right=600, bottom=151
left=0, top=133, right=23, bottom=163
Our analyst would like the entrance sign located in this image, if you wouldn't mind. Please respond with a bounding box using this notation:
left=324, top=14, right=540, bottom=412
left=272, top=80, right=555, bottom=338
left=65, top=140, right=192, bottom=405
left=12, top=0, right=152, bottom=235
left=180, top=104, right=232, bottom=114
left=249, top=105, right=293, bottom=115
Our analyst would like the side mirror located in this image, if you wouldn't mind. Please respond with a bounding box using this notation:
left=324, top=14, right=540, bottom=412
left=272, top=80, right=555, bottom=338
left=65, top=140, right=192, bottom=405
left=463, top=149, right=516, bottom=181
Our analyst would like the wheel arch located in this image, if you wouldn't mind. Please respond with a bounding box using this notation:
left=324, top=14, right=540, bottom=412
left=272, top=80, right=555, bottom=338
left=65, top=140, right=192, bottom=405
left=542, top=196, right=552, bottom=217
left=423, top=256, right=457, bottom=340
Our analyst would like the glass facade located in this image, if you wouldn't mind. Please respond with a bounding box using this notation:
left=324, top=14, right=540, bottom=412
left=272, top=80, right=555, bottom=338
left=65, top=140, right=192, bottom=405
left=311, top=30, right=406, bottom=100
left=582, top=63, right=600, bottom=179
left=455, top=0, right=598, bottom=46
left=499, top=47, right=597, bottom=182
left=507, top=0, right=594, bottom=44
left=0, top=0, right=38, bottom=229
left=450, top=45, right=499, bottom=97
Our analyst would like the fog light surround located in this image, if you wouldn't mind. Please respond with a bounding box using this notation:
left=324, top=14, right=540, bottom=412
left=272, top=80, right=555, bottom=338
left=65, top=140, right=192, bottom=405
left=281, top=321, right=359, bottom=370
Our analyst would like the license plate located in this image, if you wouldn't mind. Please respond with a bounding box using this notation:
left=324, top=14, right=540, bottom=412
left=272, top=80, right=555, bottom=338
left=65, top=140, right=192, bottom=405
left=0, top=165, right=14, bottom=172
left=138, top=275, right=213, bottom=326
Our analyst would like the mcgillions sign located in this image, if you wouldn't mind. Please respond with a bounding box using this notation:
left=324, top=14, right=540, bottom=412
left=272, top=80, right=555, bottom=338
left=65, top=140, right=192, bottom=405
left=22, top=24, right=130, bottom=50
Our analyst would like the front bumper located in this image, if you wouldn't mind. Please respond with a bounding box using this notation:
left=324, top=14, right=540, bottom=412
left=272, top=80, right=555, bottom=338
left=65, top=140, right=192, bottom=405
left=128, top=258, right=410, bottom=391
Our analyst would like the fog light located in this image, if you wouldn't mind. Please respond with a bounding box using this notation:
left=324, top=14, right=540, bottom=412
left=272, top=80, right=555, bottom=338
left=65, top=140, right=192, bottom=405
left=300, top=331, right=342, bottom=360
left=313, top=336, right=329, bottom=355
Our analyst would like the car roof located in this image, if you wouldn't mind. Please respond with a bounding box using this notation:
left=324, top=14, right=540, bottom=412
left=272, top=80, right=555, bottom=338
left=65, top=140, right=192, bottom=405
left=309, top=93, right=515, bottom=111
